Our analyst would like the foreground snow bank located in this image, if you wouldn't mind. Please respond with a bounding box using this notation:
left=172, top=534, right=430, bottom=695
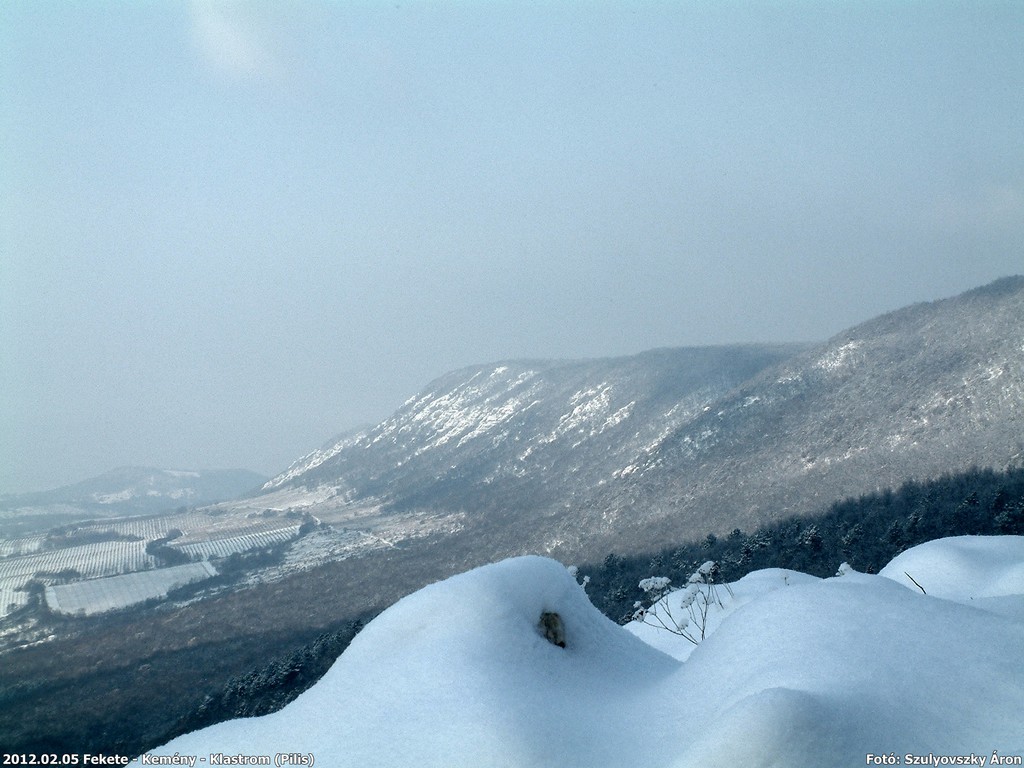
left=147, top=556, right=679, bottom=766
left=879, top=535, right=1024, bottom=621
left=667, top=572, right=1023, bottom=766
left=143, top=538, right=1024, bottom=767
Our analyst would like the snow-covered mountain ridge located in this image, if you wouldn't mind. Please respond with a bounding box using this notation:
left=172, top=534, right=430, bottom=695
left=255, top=277, right=1024, bottom=561
left=262, top=345, right=804, bottom=517
left=591, top=276, right=1024, bottom=549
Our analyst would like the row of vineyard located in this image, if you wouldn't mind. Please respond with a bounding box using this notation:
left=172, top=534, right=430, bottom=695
left=0, top=513, right=208, bottom=560
left=101, top=512, right=213, bottom=542
left=45, top=561, right=218, bottom=616
left=0, top=540, right=155, bottom=618
left=174, top=526, right=300, bottom=560
left=0, top=540, right=153, bottom=585
left=0, top=509, right=301, bottom=562
left=0, top=535, right=46, bottom=558
left=171, top=515, right=306, bottom=544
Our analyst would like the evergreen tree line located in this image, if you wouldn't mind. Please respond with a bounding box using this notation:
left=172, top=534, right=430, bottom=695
left=175, top=618, right=368, bottom=736
left=580, top=465, right=1024, bottom=623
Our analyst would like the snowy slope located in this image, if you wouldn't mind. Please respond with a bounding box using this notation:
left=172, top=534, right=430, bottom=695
left=242, top=278, right=1024, bottom=562
left=256, top=346, right=801, bottom=519
left=600, top=276, right=1024, bottom=545
left=145, top=536, right=1024, bottom=767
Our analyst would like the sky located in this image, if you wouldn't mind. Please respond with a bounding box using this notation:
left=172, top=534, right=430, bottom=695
left=2, top=1, right=1023, bottom=494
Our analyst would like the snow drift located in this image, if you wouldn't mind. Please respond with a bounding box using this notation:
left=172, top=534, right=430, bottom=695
left=141, top=537, right=1024, bottom=767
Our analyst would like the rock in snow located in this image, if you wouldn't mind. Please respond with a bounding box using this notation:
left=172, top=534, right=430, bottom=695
left=142, top=538, right=1024, bottom=767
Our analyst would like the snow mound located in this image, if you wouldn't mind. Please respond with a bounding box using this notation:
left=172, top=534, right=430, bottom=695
left=143, top=538, right=1024, bottom=767
left=148, top=555, right=680, bottom=766
left=880, top=534, right=1024, bottom=599
left=627, top=567, right=819, bottom=660
left=671, top=574, right=1024, bottom=765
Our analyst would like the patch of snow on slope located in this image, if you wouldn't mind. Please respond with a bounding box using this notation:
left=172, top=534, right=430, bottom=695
left=147, top=488, right=194, bottom=500
left=224, top=483, right=339, bottom=513
left=602, top=400, right=634, bottom=430
left=92, top=489, right=136, bottom=504
left=556, top=385, right=613, bottom=433
left=536, top=385, right=634, bottom=452
left=454, top=394, right=539, bottom=448
left=0, top=587, right=29, bottom=617
left=145, top=538, right=1024, bottom=767
left=373, top=368, right=539, bottom=453
left=0, top=535, right=46, bottom=558
left=263, top=432, right=367, bottom=490
left=618, top=394, right=722, bottom=478
left=814, top=339, right=864, bottom=373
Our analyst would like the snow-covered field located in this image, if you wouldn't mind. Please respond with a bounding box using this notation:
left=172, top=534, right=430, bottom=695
left=45, top=561, right=217, bottom=615
left=0, top=478, right=474, bottom=621
left=143, top=536, right=1024, bottom=767
left=1, top=512, right=320, bottom=618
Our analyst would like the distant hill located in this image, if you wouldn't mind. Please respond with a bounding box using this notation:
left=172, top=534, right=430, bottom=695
left=0, top=467, right=267, bottom=536
left=255, top=276, right=1024, bottom=561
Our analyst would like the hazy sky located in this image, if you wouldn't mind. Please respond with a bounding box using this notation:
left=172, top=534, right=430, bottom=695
left=3, top=2, right=1023, bottom=494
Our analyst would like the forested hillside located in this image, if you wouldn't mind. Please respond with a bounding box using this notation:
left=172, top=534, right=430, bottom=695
left=584, top=465, right=1024, bottom=622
